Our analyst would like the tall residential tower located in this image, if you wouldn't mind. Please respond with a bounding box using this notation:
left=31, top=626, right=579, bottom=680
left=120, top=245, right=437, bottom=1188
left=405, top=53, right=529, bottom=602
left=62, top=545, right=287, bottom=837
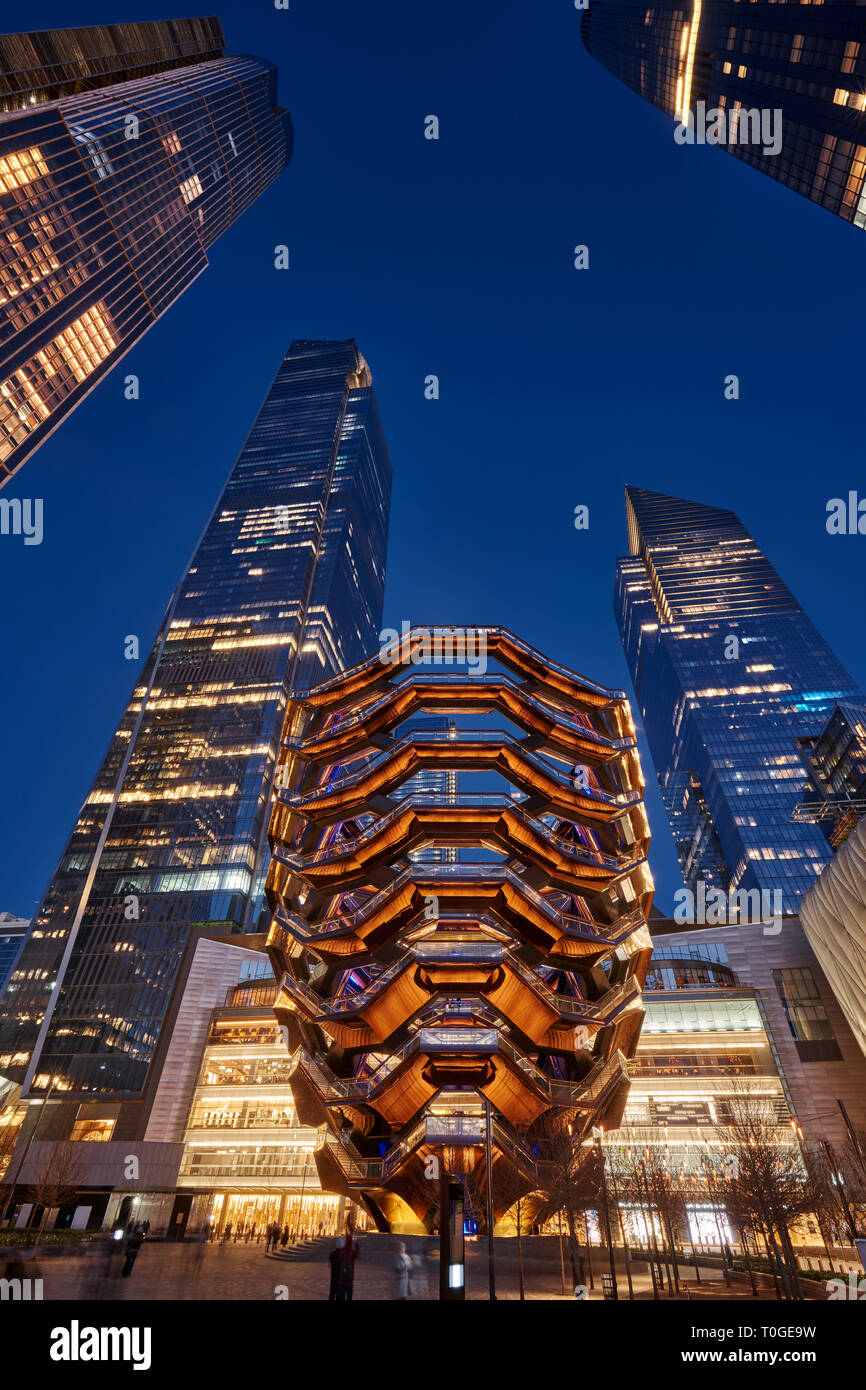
left=615, top=487, right=863, bottom=905
left=582, top=2, right=866, bottom=232
left=0, top=341, right=391, bottom=1141
left=0, top=17, right=293, bottom=483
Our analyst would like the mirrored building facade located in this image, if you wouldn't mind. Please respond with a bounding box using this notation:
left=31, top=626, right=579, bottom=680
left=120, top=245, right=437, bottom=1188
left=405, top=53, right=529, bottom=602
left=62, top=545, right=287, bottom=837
left=0, top=339, right=391, bottom=1118
left=615, top=487, right=864, bottom=904
left=0, top=17, right=293, bottom=483
left=582, top=1, right=866, bottom=231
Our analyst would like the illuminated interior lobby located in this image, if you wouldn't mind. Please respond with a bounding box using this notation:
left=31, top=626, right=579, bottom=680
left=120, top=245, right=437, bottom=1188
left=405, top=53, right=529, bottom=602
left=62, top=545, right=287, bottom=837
left=266, top=626, right=654, bottom=1233
left=177, top=969, right=363, bottom=1238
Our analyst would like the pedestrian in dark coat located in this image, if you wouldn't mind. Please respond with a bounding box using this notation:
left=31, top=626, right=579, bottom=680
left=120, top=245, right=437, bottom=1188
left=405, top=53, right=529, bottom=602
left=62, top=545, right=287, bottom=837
left=334, top=1233, right=358, bottom=1301
left=121, top=1226, right=144, bottom=1278
left=328, top=1243, right=342, bottom=1300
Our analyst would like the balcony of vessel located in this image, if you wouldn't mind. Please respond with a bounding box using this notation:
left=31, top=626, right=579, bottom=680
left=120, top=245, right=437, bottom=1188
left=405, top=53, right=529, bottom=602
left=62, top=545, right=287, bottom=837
left=267, top=863, right=649, bottom=965
left=274, top=935, right=641, bottom=1053
left=285, top=729, right=644, bottom=831
left=293, top=626, right=629, bottom=716
left=284, top=676, right=637, bottom=768
left=316, top=1106, right=541, bottom=1189
left=271, top=794, right=645, bottom=895
left=297, top=1026, right=628, bottom=1130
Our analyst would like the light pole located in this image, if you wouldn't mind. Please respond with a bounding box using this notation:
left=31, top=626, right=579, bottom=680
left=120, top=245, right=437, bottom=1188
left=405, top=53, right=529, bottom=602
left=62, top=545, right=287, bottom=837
left=593, top=1126, right=618, bottom=1300
left=485, top=1100, right=496, bottom=1300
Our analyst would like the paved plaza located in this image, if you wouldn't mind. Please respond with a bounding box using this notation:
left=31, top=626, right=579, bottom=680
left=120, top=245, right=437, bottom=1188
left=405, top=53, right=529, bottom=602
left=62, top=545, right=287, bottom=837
left=3, top=1236, right=835, bottom=1302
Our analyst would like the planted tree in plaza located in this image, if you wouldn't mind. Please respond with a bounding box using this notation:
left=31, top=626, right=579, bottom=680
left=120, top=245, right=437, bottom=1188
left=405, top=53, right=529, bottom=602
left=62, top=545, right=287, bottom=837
left=607, top=1141, right=680, bottom=1295
left=23, top=1141, right=83, bottom=1244
left=534, top=1116, right=605, bottom=1291
left=716, top=1085, right=815, bottom=1300
left=804, top=1136, right=866, bottom=1250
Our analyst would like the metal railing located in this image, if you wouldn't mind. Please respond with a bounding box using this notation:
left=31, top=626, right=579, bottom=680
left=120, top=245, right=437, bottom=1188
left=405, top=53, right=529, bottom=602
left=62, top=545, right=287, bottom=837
left=315, top=1053, right=629, bottom=1185
left=287, top=675, right=633, bottom=754
left=289, top=730, right=641, bottom=810
left=274, top=793, right=640, bottom=873
left=293, top=626, right=627, bottom=704
left=299, top=1029, right=629, bottom=1109
left=273, top=865, right=647, bottom=945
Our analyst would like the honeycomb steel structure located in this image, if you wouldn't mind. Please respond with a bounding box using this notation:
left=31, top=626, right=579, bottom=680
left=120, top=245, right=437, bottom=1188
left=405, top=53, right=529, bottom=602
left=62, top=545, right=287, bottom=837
left=265, top=627, right=653, bottom=1232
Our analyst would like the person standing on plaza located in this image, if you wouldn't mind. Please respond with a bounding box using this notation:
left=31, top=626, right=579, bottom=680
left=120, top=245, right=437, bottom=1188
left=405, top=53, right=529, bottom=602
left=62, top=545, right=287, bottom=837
left=328, top=1241, right=341, bottom=1300
left=335, top=1231, right=358, bottom=1302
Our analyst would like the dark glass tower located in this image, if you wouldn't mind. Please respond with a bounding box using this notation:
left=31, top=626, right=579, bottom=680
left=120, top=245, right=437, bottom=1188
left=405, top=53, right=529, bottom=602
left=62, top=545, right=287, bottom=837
left=582, top=2, right=866, bottom=231
left=0, top=340, right=391, bottom=1103
left=0, top=17, right=293, bottom=484
left=615, top=487, right=863, bottom=904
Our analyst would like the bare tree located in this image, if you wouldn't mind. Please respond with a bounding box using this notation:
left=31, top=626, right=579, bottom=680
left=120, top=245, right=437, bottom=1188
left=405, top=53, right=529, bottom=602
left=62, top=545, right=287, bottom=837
left=805, top=1134, right=866, bottom=1248
left=0, top=1103, right=24, bottom=1217
left=23, top=1142, right=83, bottom=1244
left=716, top=1086, right=816, bottom=1300
left=606, top=1142, right=678, bottom=1296
left=533, top=1115, right=602, bottom=1291
left=492, top=1162, right=534, bottom=1300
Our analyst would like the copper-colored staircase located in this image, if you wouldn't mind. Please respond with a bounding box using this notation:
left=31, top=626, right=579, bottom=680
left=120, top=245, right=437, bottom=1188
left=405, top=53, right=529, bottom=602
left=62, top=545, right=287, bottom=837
left=265, top=626, right=653, bottom=1233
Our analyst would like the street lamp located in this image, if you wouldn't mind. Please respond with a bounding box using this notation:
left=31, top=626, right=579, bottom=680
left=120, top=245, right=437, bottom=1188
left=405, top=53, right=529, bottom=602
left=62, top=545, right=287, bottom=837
left=592, top=1126, right=618, bottom=1300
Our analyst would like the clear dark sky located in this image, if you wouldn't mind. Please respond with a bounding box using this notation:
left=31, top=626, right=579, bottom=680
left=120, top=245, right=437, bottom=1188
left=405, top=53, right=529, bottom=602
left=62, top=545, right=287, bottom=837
left=1, top=0, right=864, bottom=919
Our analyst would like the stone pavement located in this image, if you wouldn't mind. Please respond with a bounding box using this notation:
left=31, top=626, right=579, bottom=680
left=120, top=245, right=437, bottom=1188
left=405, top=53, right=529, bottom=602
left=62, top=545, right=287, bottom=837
left=13, top=1237, right=830, bottom=1302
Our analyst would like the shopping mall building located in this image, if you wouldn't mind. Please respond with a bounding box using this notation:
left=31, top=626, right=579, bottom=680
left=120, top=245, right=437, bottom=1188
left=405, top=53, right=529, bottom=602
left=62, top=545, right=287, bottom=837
left=0, top=931, right=360, bottom=1238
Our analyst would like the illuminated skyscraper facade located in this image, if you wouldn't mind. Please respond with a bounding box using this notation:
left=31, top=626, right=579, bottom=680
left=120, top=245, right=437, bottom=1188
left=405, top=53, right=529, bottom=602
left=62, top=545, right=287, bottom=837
left=615, top=487, right=863, bottom=904
left=0, top=340, right=391, bottom=1114
left=582, top=2, right=866, bottom=231
left=0, top=17, right=293, bottom=484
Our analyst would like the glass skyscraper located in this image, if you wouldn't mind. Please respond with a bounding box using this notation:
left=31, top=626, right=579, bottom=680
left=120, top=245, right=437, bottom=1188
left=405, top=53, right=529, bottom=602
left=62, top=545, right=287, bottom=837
left=0, top=339, right=391, bottom=1105
left=0, top=17, right=292, bottom=484
left=0, top=914, right=28, bottom=1001
left=582, top=2, right=866, bottom=231
left=615, top=487, right=863, bottom=905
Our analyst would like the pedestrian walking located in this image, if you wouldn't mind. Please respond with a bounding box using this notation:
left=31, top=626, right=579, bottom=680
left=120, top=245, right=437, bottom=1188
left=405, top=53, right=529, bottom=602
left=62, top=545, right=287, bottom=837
left=281, top=1225, right=289, bottom=1249
left=221, top=1221, right=232, bottom=1246
left=121, top=1225, right=145, bottom=1278
left=393, top=1240, right=412, bottom=1300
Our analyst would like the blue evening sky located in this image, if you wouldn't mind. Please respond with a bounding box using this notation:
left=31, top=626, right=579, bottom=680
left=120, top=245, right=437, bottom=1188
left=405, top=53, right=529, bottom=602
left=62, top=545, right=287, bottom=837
left=1, top=0, right=864, bottom=918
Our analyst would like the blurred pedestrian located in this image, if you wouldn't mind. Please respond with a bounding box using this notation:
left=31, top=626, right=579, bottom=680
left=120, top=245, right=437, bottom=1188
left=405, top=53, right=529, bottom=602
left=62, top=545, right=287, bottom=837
left=334, top=1232, right=358, bottom=1302
left=121, top=1225, right=145, bottom=1278
left=393, top=1240, right=412, bottom=1300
